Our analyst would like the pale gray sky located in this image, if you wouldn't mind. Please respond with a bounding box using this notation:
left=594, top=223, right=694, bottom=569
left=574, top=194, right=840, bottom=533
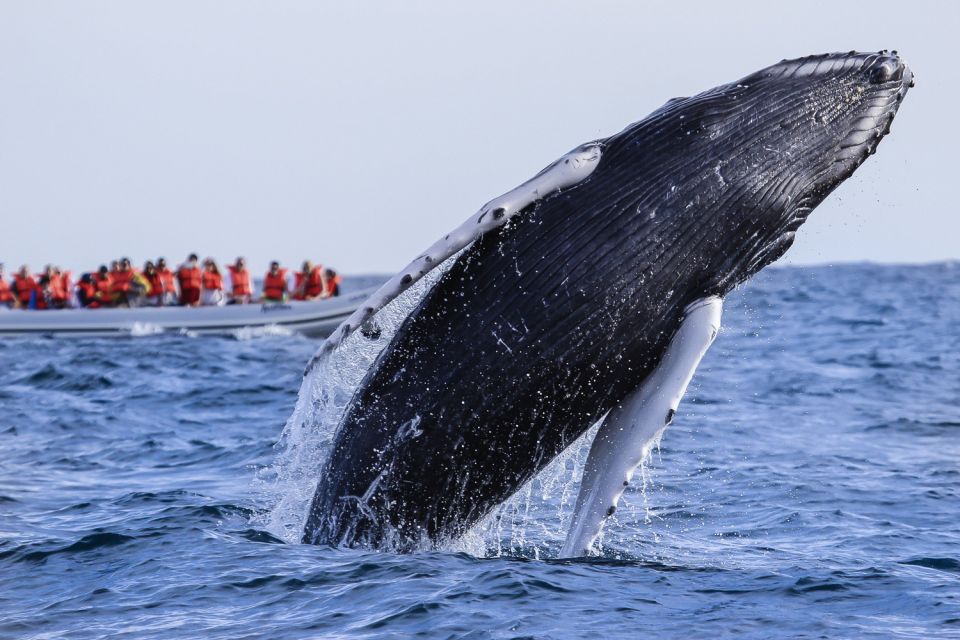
left=1, top=1, right=955, bottom=276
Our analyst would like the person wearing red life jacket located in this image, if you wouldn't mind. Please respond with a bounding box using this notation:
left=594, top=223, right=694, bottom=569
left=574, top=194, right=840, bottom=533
left=11, top=265, right=38, bottom=309
left=227, top=257, right=252, bottom=304
left=0, top=264, right=15, bottom=308
left=262, top=261, right=289, bottom=303
left=177, top=254, right=202, bottom=307
left=200, top=258, right=225, bottom=306
left=45, top=266, right=64, bottom=308
left=293, top=260, right=326, bottom=301
left=323, top=268, right=342, bottom=297
left=76, top=273, right=103, bottom=308
left=109, top=260, right=120, bottom=285
left=156, top=257, right=178, bottom=306
left=110, top=257, right=138, bottom=306
left=31, top=275, right=52, bottom=310
left=142, top=261, right=164, bottom=306
left=94, top=266, right=113, bottom=307
left=44, top=265, right=70, bottom=309
left=56, top=268, right=73, bottom=308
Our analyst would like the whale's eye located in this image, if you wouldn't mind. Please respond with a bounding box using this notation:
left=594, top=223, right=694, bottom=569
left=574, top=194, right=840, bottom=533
left=869, top=60, right=897, bottom=84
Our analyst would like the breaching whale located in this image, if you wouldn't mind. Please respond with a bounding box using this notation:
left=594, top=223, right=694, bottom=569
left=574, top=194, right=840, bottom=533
left=301, top=51, right=913, bottom=554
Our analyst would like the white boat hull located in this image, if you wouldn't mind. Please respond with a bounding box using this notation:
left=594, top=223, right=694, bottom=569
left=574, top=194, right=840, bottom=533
left=0, top=288, right=374, bottom=338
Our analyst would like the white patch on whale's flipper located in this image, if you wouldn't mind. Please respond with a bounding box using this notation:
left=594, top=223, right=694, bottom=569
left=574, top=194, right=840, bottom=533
left=304, top=142, right=603, bottom=373
left=559, top=296, right=723, bottom=558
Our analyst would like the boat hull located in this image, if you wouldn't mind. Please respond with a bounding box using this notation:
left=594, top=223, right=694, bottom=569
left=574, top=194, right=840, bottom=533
left=0, top=289, right=372, bottom=338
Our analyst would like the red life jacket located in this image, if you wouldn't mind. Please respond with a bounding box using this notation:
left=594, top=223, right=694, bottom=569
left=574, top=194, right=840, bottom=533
left=178, top=265, right=201, bottom=290
left=262, top=269, right=288, bottom=300
left=145, top=272, right=163, bottom=297
left=305, top=267, right=324, bottom=298
left=95, top=274, right=113, bottom=298
left=159, top=268, right=177, bottom=294
left=56, top=272, right=72, bottom=303
left=111, top=269, right=134, bottom=294
left=0, top=278, right=13, bottom=303
left=78, top=280, right=101, bottom=308
left=12, top=274, right=37, bottom=305
left=202, top=271, right=222, bottom=291
left=227, top=266, right=252, bottom=296
left=48, top=274, right=67, bottom=303
left=325, top=273, right=342, bottom=297
left=294, top=267, right=324, bottom=300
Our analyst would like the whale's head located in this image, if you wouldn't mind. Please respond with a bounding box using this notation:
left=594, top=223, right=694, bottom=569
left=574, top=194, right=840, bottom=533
left=738, top=50, right=913, bottom=200
left=629, top=51, right=913, bottom=294
left=728, top=51, right=912, bottom=284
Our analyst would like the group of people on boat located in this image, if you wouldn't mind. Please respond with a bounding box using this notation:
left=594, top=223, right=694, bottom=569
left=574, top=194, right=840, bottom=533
left=0, top=255, right=341, bottom=310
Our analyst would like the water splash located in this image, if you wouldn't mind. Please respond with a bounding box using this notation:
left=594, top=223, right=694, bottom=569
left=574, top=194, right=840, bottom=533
left=127, top=322, right=164, bottom=337
left=231, top=324, right=295, bottom=341
left=452, top=421, right=601, bottom=558
left=253, top=260, right=456, bottom=543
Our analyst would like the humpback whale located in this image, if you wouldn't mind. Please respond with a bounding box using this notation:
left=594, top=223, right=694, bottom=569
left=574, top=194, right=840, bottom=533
left=301, top=51, right=913, bottom=554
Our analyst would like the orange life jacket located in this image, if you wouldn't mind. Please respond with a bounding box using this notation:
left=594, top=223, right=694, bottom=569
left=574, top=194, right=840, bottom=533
left=77, top=280, right=101, bottom=308
left=324, top=273, right=342, bottom=297
left=111, top=269, right=134, bottom=294
left=145, top=272, right=163, bottom=297
left=56, top=272, right=72, bottom=303
left=202, top=270, right=222, bottom=291
left=48, top=274, right=67, bottom=303
left=0, top=278, right=13, bottom=303
left=95, top=274, right=113, bottom=298
left=294, top=267, right=324, bottom=299
left=178, top=265, right=201, bottom=290
left=227, top=266, right=252, bottom=296
left=159, top=268, right=177, bottom=294
left=12, top=274, right=37, bottom=305
left=262, top=269, right=288, bottom=300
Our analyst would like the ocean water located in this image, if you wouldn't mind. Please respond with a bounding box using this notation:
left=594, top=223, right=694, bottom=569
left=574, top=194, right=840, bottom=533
left=1, top=264, right=958, bottom=639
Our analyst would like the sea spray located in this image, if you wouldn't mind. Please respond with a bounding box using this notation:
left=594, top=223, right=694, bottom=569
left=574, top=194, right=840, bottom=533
left=454, top=422, right=675, bottom=558
left=253, top=261, right=457, bottom=543
left=255, top=255, right=677, bottom=554
left=452, top=422, right=601, bottom=557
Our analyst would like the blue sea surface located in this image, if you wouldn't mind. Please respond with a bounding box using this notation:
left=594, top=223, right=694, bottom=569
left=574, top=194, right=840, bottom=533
left=1, top=265, right=958, bottom=639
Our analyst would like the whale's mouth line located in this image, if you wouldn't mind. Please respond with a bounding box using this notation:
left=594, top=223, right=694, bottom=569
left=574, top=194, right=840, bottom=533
left=834, top=60, right=911, bottom=169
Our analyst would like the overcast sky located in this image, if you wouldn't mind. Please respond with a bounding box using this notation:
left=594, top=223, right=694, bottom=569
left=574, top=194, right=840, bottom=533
left=1, top=1, right=955, bottom=276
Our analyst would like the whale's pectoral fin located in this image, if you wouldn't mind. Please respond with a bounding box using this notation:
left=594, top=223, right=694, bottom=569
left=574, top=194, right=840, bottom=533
left=305, top=142, right=603, bottom=372
left=559, top=296, right=723, bottom=558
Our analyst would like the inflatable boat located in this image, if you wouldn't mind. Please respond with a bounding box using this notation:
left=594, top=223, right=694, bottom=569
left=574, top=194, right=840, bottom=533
left=0, top=288, right=374, bottom=338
